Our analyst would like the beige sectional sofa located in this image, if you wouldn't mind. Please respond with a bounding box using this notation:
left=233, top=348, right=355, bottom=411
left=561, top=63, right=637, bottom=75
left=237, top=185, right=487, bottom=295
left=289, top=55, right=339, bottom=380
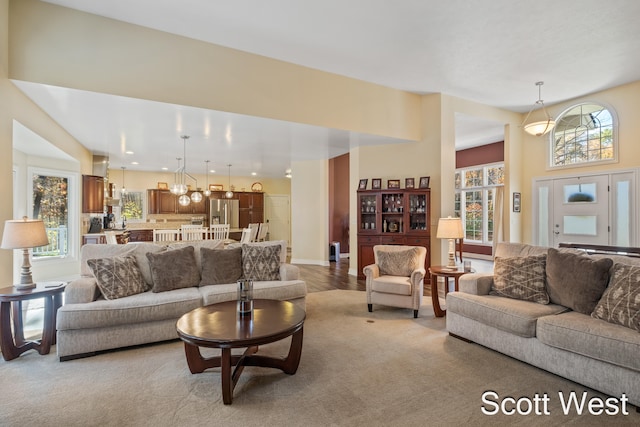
left=446, top=243, right=640, bottom=407
left=57, top=240, right=306, bottom=360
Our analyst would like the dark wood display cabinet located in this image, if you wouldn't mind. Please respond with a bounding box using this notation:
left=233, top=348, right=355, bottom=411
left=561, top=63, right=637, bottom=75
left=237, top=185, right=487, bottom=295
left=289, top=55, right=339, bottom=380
left=356, top=188, right=431, bottom=280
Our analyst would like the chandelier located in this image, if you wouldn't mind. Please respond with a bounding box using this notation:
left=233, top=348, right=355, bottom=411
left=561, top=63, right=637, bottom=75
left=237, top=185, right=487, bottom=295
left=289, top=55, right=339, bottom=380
left=170, top=135, right=202, bottom=206
left=522, top=81, right=556, bottom=136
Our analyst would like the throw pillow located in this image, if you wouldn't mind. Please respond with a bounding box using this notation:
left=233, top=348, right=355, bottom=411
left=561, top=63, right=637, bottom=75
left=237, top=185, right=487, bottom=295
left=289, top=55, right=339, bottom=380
left=545, top=248, right=613, bottom=314
left=491, top=255, right=549, bottom=304
left=242, top=244, right=281, bottom=281
left=146, top=245, right=200, bottom=292
left=200, top=247, right=243, bottom=286
left=592, top=263, right=640, bottom=332
left=376, top=248, right=421, bottom=276
left=87, top=255, right=147, bottom=300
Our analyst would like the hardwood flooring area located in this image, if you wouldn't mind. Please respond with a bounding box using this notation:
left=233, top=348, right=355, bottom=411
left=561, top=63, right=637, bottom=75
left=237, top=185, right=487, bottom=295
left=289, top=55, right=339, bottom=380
left=296, top=259, right=366, bottom=293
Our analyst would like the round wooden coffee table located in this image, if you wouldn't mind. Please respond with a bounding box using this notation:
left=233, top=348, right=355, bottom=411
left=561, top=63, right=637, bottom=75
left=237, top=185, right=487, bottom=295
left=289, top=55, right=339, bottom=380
left=429, top=266, right=467, bottom=317
left=176, top=299, right=306, bottom=404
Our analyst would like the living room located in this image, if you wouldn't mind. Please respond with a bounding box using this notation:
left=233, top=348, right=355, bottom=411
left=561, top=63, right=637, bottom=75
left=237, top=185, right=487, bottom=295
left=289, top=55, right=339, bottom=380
left=2, top=0, right=640, bottom=424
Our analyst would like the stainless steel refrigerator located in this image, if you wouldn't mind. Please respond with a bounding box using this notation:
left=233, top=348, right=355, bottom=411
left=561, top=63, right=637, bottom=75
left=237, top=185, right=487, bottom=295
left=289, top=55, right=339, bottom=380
left=210, top=199, right=239, bottom=228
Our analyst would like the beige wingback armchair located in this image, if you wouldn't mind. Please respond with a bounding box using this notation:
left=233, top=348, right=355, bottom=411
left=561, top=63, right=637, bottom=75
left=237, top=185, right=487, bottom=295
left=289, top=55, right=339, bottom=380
left=364, top=245, right=427, bottom=318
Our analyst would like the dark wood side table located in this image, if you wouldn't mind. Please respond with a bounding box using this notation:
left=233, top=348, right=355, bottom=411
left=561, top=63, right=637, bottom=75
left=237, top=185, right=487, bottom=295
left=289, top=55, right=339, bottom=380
left=429, top=266, right=467, bottom=317
left=176, top=299, right=305, bottom=404
left=0, top=282, right=66, bottom=361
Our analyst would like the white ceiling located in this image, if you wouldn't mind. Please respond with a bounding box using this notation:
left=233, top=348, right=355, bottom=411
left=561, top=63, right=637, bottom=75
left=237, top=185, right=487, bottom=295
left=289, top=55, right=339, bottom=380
left=15, top=0, right=640, bottom=176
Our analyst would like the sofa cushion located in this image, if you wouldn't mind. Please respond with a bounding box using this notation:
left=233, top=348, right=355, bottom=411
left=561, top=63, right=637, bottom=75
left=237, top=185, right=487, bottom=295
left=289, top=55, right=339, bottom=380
left=592, top=263, right=640, bottom=332
left=491, top=255, right=549, bottom=304
left=87, top=255, right=148, bottom=300
left=56, top=287, right=202, bottom=330
left=146, top=245, right=200, bottom=292
left=376, top=247, right=421, bottom=276
left=242, top=244, right=281, bottom=281
left=545, top=248, right=613, bottom=314
left=167, top=239, right=224, bottom=271
left=80, top=242, right=166, bottom=285
left=447, top=292, right=568, bottom=337
left=537, top=311, right=640, bottom=372
left=200, top=247, right=243, bottom=286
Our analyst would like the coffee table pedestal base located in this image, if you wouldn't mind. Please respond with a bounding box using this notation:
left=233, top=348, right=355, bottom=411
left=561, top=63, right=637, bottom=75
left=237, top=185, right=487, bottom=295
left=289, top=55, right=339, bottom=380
left=183, top=327, right=303, bottom=404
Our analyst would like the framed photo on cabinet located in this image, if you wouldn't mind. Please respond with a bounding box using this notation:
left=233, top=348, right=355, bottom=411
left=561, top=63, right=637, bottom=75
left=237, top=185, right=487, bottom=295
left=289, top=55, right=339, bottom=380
left=358, top=179, right=368, bottom=190
left=209, top=184, right=224, bottom=191
left=157, top=182, right=168, bottom=190
left=405, top=178, right=415, bottom=189
left=372, top=178, right=382, bottom=189
left=387, top=179, right=400, bottom=189
left=419, top=176, right=431, bottom=189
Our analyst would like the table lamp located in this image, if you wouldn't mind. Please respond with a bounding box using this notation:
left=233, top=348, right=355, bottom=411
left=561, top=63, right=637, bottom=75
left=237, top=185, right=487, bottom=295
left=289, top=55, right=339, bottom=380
left=436, top=216, right=464, bottom=268
left=1, top=217, right=49, bottom=289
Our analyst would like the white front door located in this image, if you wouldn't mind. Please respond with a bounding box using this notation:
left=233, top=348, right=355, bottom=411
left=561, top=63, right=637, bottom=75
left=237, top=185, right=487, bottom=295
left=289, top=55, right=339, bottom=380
left=551, top=175, right=609, bottom=246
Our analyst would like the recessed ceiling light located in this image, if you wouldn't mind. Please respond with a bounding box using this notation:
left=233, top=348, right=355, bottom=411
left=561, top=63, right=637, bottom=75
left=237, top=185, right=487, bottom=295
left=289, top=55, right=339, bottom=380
left=125, top=150, right=134, bottom=155
left=251, top=172, right=257, bottom=176
left=131, top=161, right=139, bottom=165
left=210, top=169, right=215, bottom=173
left=161, top=167, right=168, bottom=171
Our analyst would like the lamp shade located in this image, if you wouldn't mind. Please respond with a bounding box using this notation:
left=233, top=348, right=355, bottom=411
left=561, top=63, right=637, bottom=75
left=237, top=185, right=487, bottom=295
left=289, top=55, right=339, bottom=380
left=1, top=218, right=49, bottom=249
left=524, top=119, right=556, bottom=136
left=436, top=217, right=464, bottom=239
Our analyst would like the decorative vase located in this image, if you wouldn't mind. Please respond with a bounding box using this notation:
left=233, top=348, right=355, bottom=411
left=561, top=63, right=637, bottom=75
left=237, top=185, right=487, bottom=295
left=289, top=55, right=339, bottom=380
left=237, top=279, right=254, bottom=316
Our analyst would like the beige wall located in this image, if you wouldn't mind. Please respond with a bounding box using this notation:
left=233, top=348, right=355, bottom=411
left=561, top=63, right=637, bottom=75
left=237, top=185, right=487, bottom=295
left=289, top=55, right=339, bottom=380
left=520, top=80, right=640, bottom=243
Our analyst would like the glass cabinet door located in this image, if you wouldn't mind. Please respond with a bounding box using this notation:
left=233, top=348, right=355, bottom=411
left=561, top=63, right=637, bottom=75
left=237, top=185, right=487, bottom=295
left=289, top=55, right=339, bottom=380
left=381, top=192, right=404, bottom=233
left=359, top=194, right=378, bottom=232
left=408, top=193, right=428, bottom=231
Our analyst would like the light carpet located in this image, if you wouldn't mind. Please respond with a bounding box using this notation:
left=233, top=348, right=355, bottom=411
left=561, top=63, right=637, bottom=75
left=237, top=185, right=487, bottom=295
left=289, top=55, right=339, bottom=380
left=2, top=290, right=638, bottom=426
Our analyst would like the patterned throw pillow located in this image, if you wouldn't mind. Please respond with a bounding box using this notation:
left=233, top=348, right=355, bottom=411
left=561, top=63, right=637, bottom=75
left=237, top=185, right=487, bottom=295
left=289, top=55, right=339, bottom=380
left=146, top=245, right=201, bottom=292
left=200, top=247, right=243, bottom=285
left=491, top=255, right=549, bottom=304
left=242, top=244, right=281, bottom=281
left=87, top=255, right=147, bottom=300
left=592, top=263, right=640, bottom=332
left=376, top=248, right=421, bottom=276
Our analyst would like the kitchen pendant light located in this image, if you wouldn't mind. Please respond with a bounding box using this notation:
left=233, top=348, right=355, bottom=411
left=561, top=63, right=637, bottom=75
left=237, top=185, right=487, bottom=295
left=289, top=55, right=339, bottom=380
left=203, top=160, right=211, bottom=197
left=170, top=157, right=188, bottom=195
left=120, top=166, right=126, bottom=195
left=522, top=81, right=556, bottom=136
left=225, top=164, right=234, bottom=199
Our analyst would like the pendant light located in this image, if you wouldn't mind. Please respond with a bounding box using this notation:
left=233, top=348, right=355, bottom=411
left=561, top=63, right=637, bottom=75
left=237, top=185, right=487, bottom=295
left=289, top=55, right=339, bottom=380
left=225, top=164, right=234, bottom=199
left=522, top=81, right=556, bottom=136
left=203, top=160, right=211, bottom=197
left=170, top=157, right=188, bottom=195
left=120, top=166, right=126, bottom=195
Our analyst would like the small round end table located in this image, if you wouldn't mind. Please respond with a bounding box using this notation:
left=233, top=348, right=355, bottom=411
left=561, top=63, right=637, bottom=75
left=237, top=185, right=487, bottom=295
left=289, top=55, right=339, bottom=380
left=429, top=266, right=467, bottom=317
left=0, top=282, right=66, bottom=361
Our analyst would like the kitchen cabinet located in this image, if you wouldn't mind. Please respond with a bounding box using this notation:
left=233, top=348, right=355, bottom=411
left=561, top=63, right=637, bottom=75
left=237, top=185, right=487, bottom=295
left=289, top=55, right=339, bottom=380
left=238, top=192, right=264, bottom=227
left=356, top=188, right=431, bottom=280
left=128, top=229, right=153, bottom=242
left=82, top=175, right=105, bottom=213
left=149, top=190, right=208, bottom=215
left=82, top=234, right=106, bottom=245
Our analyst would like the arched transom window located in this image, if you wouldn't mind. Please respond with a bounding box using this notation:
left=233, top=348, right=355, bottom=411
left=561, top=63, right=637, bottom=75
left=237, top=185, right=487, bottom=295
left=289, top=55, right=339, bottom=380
left=550, top=103, right=615, bottom=168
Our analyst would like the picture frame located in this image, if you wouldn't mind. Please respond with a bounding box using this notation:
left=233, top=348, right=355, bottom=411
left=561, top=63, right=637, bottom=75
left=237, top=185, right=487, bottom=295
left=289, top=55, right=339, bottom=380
left=419, top=176, right=431, bottom=189
left=209, top=184, right=224, bottom=191
left=405, top=178, right=415, bottom=189
left=513, top=192, right=521, bottom=213
left=387, top=179, right=400, bottom=189
left=157, top=182, right=168, bottom=190
left=358, top=179, right=368, bottom=190
left=372, top=178, right=382, bottom=189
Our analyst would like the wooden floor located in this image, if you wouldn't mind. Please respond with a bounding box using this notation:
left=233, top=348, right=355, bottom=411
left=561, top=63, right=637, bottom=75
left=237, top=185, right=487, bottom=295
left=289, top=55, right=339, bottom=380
left=296, top=259, right=366, bottom=293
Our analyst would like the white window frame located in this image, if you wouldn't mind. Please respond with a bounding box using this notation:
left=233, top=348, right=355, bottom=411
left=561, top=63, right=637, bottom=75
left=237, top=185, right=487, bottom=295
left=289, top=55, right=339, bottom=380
left=455, top=162, right=504, bottom=245
left=547, top=102, right=618, bottom=171
left=28, top=167, right=79, bottom=264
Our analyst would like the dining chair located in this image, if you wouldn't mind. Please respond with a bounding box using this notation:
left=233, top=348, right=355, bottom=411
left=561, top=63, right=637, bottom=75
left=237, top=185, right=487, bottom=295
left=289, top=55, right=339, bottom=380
left=181, top=226, right=206, bottom=241
left=256, top=222, right=269, bottom=242
left=210, top=223, right=230, bottom=240
left=239, top=228, right=252, bottom=244
left=248, top=223, right=260, bottom=242
left=104, top=231, right=118, bottom=244
left=153, top=229, right=180, bottom=242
